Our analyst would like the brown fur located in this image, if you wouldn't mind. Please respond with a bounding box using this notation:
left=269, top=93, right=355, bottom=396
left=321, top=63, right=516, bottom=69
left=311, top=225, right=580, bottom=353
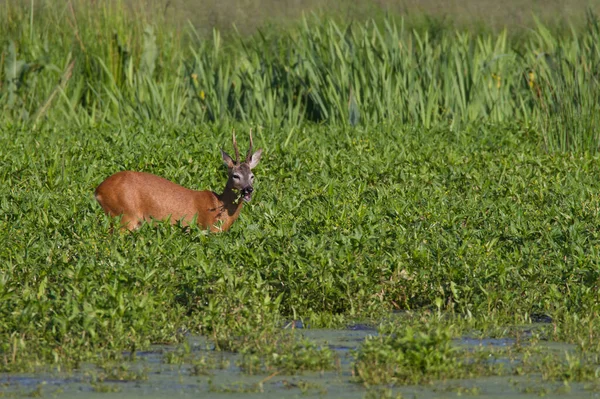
left=95, top=171, right=245, bottom=232
left=95, top=133, right=262, bottom=232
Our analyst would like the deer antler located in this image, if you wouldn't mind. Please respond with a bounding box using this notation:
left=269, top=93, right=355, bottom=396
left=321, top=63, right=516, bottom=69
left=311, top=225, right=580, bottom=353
left=232, top=130, right=240, bottom=164
left=246, top=128, right=254, bottom=162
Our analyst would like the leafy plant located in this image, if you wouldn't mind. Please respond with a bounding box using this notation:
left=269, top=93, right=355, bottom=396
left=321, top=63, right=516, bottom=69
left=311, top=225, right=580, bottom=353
left=353, top=325, right=460, bottom=384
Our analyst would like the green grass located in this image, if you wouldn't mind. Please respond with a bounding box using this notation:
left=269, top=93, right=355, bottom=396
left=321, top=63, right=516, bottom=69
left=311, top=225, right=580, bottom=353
left=353, top=317, right=600, bottom=387
left=2, top=0, right=600, bottom=383
left=2, top=1, right=600, bottom=150
left=3, top=121, right=600, bottom=371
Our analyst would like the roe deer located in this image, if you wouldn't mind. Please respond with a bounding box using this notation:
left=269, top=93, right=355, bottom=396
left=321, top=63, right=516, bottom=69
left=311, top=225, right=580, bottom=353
left=95, top=131, right=262, bottom=232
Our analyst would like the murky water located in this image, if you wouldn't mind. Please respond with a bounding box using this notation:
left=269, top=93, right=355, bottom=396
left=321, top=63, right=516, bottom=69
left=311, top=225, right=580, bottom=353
left=0, top=327, right=595, bottom=398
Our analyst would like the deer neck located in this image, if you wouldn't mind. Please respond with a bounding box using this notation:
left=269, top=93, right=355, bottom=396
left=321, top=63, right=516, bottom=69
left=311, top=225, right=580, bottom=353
left=217, top=181, right=244, bottom=216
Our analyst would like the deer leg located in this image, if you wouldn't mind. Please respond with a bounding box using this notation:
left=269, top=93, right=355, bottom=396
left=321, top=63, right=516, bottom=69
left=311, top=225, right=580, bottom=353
left=119, top=214, right=142, bottom=231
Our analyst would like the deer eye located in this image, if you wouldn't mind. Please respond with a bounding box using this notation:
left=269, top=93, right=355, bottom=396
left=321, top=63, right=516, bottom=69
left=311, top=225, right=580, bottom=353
left=233, top=174, right=241, bottom=180
left=250, top=174, right=255, bottom=180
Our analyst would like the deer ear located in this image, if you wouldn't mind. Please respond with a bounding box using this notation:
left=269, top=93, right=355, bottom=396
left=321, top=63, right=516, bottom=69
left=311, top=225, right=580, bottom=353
left=248, top=149, right=262, bottom=169
left=221, top=149, right=235, bottom=168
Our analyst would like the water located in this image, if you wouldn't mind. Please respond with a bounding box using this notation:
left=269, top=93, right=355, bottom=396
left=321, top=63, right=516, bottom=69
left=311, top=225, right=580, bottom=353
left=0, top=327, right=593, bottom=398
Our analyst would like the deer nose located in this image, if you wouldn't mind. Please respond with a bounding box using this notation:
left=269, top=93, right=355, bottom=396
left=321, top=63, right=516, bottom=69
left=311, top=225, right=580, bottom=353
left=244, top=186, right=253, bottom=193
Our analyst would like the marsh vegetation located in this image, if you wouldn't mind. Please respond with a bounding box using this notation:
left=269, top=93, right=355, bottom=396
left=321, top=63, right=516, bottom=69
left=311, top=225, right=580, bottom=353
left=2, top=0, right=600, bottom=397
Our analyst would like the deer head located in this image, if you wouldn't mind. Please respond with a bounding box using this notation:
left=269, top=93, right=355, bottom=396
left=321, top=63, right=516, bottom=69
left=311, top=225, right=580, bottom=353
left=221, top=130, right=263, bottom=202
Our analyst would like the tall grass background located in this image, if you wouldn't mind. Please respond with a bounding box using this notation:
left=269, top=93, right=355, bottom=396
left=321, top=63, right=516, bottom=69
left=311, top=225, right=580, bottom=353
left=1, top=0, right=600, bottom=149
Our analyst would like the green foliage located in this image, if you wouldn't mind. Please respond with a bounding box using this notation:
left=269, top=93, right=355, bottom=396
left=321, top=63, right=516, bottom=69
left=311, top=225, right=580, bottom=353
left=538, top=352, right=600, bottom=382
left=2, top=0, right=600, bottom=377
left=1, top=1, right=599, bottom=151
left=238, top=333, right=336, bottom=375
left=529, top=12, right=600, bottom=152
left=353, top=325, right=459, bottom=384
left=2, top=121, right=600, bottom=370
left=353, top=317, right=600, bottom=386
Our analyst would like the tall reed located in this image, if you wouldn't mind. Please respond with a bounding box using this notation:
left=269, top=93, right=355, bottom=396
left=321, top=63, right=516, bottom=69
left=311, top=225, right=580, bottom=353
left=1, top=1, right=599, bottom=151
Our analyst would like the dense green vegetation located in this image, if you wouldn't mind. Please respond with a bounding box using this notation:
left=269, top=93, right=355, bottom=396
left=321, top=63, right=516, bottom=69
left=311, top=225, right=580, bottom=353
left=2, top=1, right=600, bottom=150
left=3, top=121, right=600, bottom=372
left=2, top=0, right=600, bottom=390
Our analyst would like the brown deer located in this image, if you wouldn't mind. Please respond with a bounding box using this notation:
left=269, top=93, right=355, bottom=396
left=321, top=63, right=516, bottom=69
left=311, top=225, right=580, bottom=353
left=95, top=131, right=262, bottom=232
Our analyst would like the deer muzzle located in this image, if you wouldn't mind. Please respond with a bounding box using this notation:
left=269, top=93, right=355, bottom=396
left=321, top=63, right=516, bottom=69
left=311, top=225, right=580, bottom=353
left=241, top=186, right=254, bottom=202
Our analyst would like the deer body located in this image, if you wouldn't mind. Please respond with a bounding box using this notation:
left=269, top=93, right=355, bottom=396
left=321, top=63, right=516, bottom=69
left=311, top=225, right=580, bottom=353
left=95, top=132, right=262, bottom=232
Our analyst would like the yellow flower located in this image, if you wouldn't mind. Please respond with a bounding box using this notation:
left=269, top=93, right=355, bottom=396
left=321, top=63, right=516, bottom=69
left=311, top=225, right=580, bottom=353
left=491, top=73, right=501, bottom=89
left=528, top=71, right=535, bottom=89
